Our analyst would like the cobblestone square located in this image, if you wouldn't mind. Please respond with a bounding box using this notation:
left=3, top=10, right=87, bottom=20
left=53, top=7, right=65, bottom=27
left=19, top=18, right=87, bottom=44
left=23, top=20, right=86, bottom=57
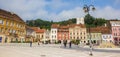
left=0, top=44, right=120, bottom=57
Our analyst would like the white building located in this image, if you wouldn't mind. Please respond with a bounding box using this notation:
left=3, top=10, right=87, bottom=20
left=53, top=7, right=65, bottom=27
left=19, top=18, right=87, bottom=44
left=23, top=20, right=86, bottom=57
left=102, top=34, right=113, bottom=43
left=98, top=26, right=113, bottom=43
left=76, top=17, right=84, bottom=24
left=50, top=24, right=59, bottom=43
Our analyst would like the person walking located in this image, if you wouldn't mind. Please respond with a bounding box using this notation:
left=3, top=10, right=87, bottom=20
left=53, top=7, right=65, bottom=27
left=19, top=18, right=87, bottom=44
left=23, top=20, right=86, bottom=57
left=69, top=40, right=72, bottom=48
left=30, top=37, right=33, bottom=47
left=63, top=40, right=67, bottom=48
left=30, top=41, right=32, bottom=47
left=38, top=39, right=40, bottom=45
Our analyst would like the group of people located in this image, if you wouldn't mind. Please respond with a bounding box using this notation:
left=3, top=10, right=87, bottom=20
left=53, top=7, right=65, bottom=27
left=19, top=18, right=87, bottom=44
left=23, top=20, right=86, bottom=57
left=30, top=39, right=40, bottom=47
left=63, top=40, right=72, bottom=48
left=29, top=39, right=73, bottom=48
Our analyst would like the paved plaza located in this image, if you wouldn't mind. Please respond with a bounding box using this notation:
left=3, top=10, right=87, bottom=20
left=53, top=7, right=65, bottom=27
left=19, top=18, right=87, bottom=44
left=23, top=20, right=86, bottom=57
left=0, top=43, right=120, bottom=57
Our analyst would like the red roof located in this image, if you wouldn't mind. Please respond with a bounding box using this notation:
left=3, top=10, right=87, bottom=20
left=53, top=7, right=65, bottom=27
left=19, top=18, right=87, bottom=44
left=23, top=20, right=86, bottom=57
left=51, top=24, right=59, bottom=28
left=31, top=27, right=40, bottom=31
left=88, top=26, right=111, bottom=34
left=59, top=26, right=69, bottom=29
left=36, top=29, right=45, bottom=33
left=69, top=24, right=86, bottom=28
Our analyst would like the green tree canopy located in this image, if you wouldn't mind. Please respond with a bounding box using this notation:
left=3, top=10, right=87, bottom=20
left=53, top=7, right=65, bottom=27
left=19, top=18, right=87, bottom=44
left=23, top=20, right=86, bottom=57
left=84, top=14, right=107, bottom=28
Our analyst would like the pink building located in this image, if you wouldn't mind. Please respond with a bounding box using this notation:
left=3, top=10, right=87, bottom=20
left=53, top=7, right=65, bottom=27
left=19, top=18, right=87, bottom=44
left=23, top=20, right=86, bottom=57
left=110, top=20, right=120, bottom=45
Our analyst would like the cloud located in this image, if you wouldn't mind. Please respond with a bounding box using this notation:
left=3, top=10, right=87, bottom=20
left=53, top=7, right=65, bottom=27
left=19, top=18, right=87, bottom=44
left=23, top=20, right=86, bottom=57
left=114, top=0, right=120, bottom=5
left=91, top=6, right=120, bottom=19
left=0, top=0, right=120, bottom=22
left=0, top=0, right=48, bottom=20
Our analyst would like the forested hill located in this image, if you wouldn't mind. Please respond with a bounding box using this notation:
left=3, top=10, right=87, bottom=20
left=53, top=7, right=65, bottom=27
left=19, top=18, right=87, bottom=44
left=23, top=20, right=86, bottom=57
left=26, top=14, right=107, bottom=29
left=26, top=18, right=76, bottom=29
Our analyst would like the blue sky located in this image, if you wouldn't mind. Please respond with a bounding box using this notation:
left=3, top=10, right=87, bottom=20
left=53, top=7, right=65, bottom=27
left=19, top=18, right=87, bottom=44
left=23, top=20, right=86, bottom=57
left=0, top=0, right=120, bottom=21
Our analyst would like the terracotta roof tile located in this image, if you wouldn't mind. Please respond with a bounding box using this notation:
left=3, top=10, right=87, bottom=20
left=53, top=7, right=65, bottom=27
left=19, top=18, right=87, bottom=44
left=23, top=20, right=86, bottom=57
left=31, top=27, right=40, bottom=31
left=59, top=26, right=69, bottom=28
left=87, top=26, right=111, bottom=34
left=69, top=24, right=86, bottom=28
left=51, top=24, right=59, bottom=28
left=36, top=29, right=45, bottom=33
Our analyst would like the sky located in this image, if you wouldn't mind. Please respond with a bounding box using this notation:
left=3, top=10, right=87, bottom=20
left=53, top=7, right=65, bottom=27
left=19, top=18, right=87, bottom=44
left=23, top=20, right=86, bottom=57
left=0, top=0, right=120, bottom=22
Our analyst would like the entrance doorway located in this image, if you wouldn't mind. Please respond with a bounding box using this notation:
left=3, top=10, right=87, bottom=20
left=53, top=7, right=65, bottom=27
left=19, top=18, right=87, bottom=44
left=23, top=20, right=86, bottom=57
left=93, top=40, right=96, bottom=44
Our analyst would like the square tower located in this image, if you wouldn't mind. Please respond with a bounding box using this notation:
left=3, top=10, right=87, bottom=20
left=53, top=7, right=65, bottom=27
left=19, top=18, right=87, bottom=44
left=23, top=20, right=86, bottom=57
left=76, top=17, right=84, bottom=24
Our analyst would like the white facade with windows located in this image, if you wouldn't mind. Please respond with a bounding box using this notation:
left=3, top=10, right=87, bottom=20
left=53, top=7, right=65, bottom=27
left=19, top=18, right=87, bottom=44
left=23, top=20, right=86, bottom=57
left=50, top=28, right=57, bottom=43
left=102, top=34, right=113, bottom=43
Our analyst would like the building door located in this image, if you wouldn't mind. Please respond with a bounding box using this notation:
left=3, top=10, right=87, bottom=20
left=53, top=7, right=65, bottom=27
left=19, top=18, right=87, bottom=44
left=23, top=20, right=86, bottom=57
left=0, top=37, right=2, bottom=43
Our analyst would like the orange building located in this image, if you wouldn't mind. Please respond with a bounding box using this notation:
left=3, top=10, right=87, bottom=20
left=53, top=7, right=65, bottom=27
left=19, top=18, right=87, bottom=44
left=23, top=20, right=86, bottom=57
left=57, top=25, right=69, bottom=42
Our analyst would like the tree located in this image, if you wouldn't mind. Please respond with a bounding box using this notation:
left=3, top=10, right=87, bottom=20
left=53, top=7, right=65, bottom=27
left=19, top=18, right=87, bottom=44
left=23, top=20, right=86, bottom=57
left=84, top=14, right=107, bottom=27
left=93, top=18, right=107, bottom=27
left=84, top=14, right=95, bottom=27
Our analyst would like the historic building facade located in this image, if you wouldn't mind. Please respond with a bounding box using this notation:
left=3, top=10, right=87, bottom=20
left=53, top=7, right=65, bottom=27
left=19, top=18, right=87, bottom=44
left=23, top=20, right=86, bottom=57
left=87, top=27, right=102, bottom=45
left=110, top=20, right=120, bottom=45
left=50, top=24, right=59, bottom=43
left=0, top=9, right=26, bottom=43
left=31, top=27, right=45, bottom=42
left=100, top=27, right=113, bottom=43
left=43, top=29, right=50, bottom=43
left=57, top=25, right=69, bottom=42
left=69, top=24, right=87, bottom=43
left=26, top=26, right=36, bottom=42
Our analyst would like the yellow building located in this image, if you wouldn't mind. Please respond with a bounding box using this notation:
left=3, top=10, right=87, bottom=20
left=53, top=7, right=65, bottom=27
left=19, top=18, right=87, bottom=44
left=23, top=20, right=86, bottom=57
left=0, top=9, right=26, bottom=43
left=69, top=24, right=87, bottom=43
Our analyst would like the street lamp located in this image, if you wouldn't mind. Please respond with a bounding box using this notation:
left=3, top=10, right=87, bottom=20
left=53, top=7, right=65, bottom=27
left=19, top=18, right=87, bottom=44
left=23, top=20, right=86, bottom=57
left=83, top=4, right=95, bottom=56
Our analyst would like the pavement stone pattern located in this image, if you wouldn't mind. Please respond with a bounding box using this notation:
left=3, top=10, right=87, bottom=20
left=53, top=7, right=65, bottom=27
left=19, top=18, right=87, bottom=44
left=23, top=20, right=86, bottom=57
left=0, top=43, right=120, bottom=57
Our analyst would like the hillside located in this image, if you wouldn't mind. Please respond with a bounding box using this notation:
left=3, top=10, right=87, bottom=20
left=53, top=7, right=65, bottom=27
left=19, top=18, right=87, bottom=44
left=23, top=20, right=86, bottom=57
left=26, top=14, right=107, bottom=29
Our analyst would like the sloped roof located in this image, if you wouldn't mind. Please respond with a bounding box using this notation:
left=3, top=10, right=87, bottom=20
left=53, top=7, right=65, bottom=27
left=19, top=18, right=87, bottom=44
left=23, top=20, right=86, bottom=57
left=31, top=27, right=40, bottom=31
left=58, top=26, right=69, bottom=29
left=87, top=26, right=111, bottom=34
left=36, top=29, right=45, bottom=33
left=0, top=9, right=25, bottom=23
left=98, top=26, right=111, bottom=34
left=31, top=27, right=45, bottom=33
left=51, top=24, right=60, bottom=28
left=69, top=24, right=86, bottom=28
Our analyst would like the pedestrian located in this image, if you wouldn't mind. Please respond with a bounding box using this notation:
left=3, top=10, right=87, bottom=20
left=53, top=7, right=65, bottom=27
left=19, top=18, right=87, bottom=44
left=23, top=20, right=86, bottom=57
left=63, top=40, right=67, bottom=48
left=69, top=40, right=72, bottom=48
left=30, top=41, right=32, bottom=47
left=38, top=40, right=40, bottom=45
